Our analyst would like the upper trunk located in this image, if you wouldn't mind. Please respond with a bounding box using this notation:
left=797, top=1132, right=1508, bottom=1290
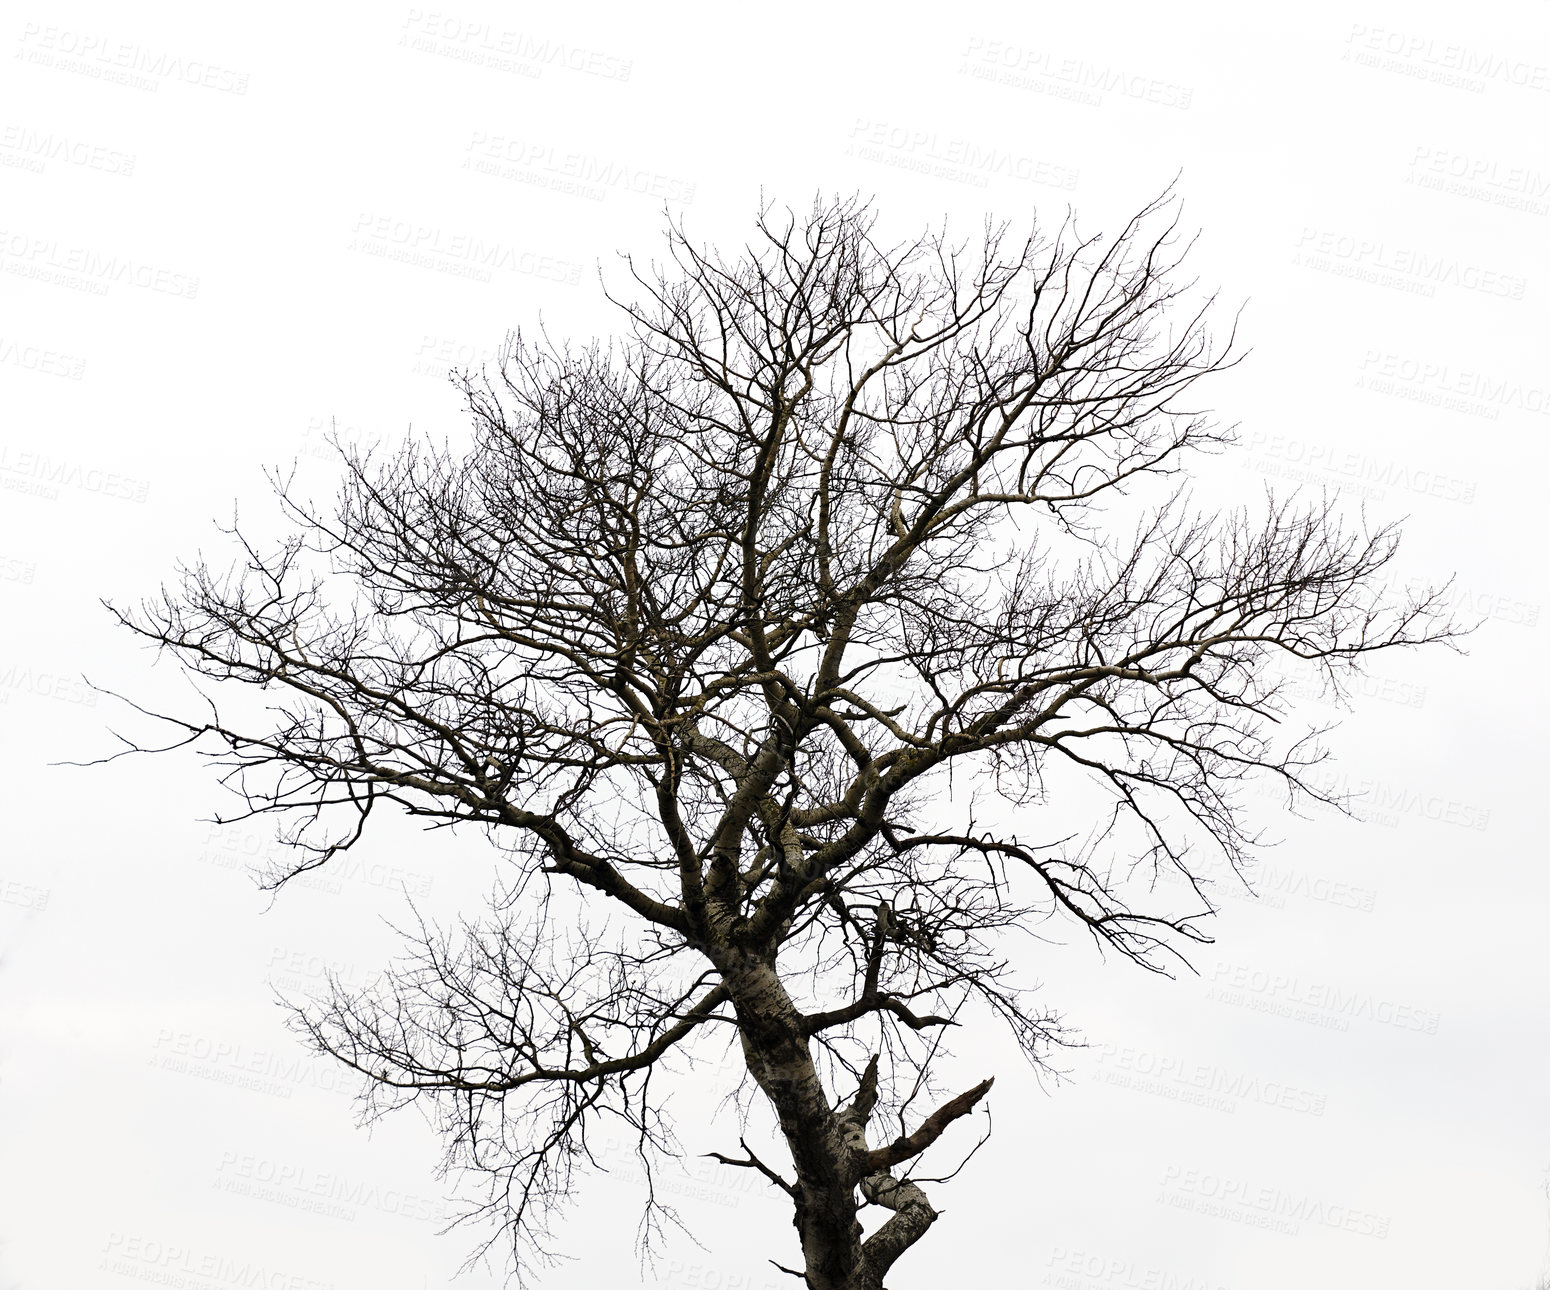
left=719, top=955, right=945, bottom=1290
left=719, top=954, right=867, bottom=1288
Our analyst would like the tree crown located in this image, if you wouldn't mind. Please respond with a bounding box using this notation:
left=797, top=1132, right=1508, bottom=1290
left=109, top=192, right=1458, bottom=1286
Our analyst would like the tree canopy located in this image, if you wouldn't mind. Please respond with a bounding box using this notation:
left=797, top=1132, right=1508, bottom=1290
left=110, top=192, right=1457, bottom=1289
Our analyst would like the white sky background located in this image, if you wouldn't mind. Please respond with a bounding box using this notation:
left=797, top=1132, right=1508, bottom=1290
left=2, top=1, right=1548, bottom=1287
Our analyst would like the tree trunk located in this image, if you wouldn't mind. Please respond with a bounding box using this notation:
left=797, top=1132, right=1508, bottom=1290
left=721, top=956, right=942, bottom=1289
left=721, top=956, right=868, bottom=1288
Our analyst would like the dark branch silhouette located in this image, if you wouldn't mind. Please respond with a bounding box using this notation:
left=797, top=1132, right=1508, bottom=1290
left=107, top=191, right=1460, bottom=1290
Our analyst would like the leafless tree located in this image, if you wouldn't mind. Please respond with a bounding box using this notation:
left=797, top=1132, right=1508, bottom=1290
left=107, top=193, right=1459, bottom=1289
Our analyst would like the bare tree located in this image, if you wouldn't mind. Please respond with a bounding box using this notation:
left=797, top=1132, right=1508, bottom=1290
left=107, top=193, right=1458, bottom=1289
